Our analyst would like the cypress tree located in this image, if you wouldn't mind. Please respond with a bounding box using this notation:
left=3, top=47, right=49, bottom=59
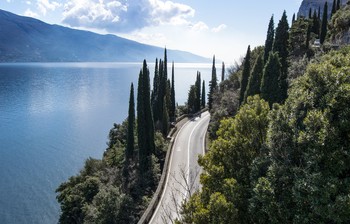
left=164, top=48, right=168, bottom=80
left=195, top=71, right=201, bottom=112
left=337, top=0, right=341, bottom=10
left=320, top=2, right=328, bottom=44
left=137, top=60, right=155, bottom=183
left=152, top=58, right=159, bottom=122
left=187, top=85, right=197, bottom=114
left=264, top=16, right=275, bottom=63
left=126, top=83, right=135, bottom=160
left=201, top=80, right=206, bottom=108
left=331, top=0, right=337, bottom=17
left=318, top=6, right=321, bottom=20
left=170, top=61, right=176, bottom=122
left=239, top=45, right=251, bottom=105
left=312, top=10, right=320, bottom=37
left=244, top=54, right=263, bottom=101
left=162, top=96, right=169, bottom=136
left=208, top=55, right=217, bottom=110
left=260, top=52, right=282, bottom=107
left=221, top=62, right=225, bottom=82
left=273, top=11, right=289, bottom=83
left=309, top=8, right=312, bottom=19
left=292, top=13, right=296, bottom=24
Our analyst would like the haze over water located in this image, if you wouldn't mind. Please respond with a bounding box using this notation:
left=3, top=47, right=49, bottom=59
left=0, top=62, right=212, bottom=224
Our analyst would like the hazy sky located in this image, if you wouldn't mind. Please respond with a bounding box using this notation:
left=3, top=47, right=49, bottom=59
left=2, top=0, right=303, bottom=64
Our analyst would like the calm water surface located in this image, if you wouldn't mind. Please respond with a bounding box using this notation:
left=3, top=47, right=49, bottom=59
left=0, top=62, right=212, bottom=224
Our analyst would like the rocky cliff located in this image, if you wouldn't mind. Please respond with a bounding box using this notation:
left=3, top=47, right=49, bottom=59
left=298, top=0, right=347, bottom=18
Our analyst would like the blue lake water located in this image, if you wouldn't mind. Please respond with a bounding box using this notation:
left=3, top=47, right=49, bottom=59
left=0, top=62, right=212, bottom=224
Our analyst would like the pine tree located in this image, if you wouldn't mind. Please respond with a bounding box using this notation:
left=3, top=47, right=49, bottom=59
left=239, top=45, right=251, bottom=105
left=264, top=16, right=275, bottom=63
left=126, top=83, right=135, bottom=160
left=320, top=2, right=328, bottom=44
left=137, top=60, right=155, bottom=184
left=273, top=11, right=289, bottom=84
left=201, top=80, right=206, bottom=108
left=170, top=61, right=176, bottom=122
left=221, top=62, right=225, bottom=82
left=208, top=55, right=217, bottom=110
left=244, top=54, right=263, bottom=101
left=260, top=52, right=282, bottom=107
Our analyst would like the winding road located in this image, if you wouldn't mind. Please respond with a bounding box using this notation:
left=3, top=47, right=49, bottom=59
left=149, top=111, right=210, bottom=223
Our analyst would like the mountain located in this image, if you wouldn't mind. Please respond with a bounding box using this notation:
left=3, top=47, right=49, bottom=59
left=0, top=9, right=209, bottom=63
left=297, top=0, right=347, bottom=18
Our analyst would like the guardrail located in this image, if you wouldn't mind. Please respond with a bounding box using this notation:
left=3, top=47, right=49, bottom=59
left=138, top=108, right=208, bottom=224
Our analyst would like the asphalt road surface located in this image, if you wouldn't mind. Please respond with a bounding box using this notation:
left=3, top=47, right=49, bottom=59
left=149, top=111, right=210, bottom=224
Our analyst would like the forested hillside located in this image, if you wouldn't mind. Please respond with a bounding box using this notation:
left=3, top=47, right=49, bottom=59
left=179, top=3, right=350, bottom=223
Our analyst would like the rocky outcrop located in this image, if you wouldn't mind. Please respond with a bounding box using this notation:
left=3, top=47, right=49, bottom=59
left=298, top=0, right=347, bottom=18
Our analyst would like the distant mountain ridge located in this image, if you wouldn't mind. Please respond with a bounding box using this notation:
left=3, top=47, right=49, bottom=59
left=298, top=0, right=347, bottom=18
left=0, top=9, right=208, bottom=63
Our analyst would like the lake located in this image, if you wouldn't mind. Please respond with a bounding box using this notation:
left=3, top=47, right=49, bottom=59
left=0, top=62, right=213, bottom=224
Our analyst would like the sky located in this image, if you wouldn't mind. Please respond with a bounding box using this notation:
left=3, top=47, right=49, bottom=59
left=1, top=0, right=303, bottom=64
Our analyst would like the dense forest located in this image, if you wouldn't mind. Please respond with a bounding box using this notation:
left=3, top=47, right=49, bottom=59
left=56, top=1, right=350, bottom=223
left=177, top=1, right=350, bottom=223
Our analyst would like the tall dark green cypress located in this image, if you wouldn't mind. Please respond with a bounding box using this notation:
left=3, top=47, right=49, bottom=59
left=264, top=16, right=275, bottom=63
left=337, top=0, right=341, bottom=10
left=244, top=54, right=263, bottom=101
left=201, top=80, right=206, bottom=108
left=187, top=85, right=197, bottom=114
left=309, top=8, right=312, bottom=19
left=318, top=6, right=321, bottom=20
left=195, top=71, right=201, bottom=112
left=152, top=58, right=159, bottom=122
left=292, top=13, right=296, bottom=24
left=320, top=2, right=328, bottom=44
left=221, top=62, right=225, bottom=82
left=312, top=10, right=320, bottom=37
left=239, top=45, right=251, bottom=105
left=260, top=52, right=282, bottom=107
left=208, top=55, right=217, bottom=110
left=126, top=83, right=135, bottom=160
left=170, top=61, right=176, bottom=122
left=331, top=0, right=337, bottom=17
left=137, top=60, right=155, bottom=182
left=273, top=10, right=289, bottom=87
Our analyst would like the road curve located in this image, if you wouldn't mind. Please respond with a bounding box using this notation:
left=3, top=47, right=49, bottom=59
left=150, top=111, right=210, bottom=224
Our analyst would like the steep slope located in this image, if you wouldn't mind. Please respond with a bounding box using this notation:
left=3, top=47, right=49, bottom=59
left=298, top=0, right=347, bottom=18
left=0, top=9, right=208, bottom=62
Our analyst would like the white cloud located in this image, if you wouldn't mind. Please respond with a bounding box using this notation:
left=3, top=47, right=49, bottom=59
left=24, top=8, right=39, bottom=18
left=190, top=21, right=209, bottom=32
left=62, top=0, right=195, bottom=33
left=211, top=24, right=227, bottom=33
left=26, top=1, right=32, bottom=5
left=37, top=0, right=61, bottom=16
